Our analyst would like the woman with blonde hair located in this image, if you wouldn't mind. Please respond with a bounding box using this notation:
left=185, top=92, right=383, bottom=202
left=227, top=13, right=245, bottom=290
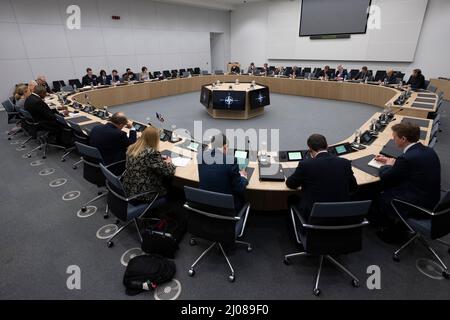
left=122, top=126, right=175, bottom=202
left=14, top=84, right=28, bottom=111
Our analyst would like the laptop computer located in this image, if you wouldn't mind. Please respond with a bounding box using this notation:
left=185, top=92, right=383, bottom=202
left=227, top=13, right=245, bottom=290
left=258, top=163, right=285, bottom=182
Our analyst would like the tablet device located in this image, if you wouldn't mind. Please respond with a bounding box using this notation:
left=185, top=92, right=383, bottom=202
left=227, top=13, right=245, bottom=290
left=187, top=141, right=199, bottom=152
left=234, top=150, right=248, bottom=160
left=132, top=122, right=147, bottom=132
left=334, top=144, right=347, bottom=155
left=287, top=151, right=302, bottom=161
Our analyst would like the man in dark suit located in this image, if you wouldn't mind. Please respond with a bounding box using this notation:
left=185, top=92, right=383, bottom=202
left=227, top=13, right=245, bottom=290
left=106, top=70, right=120, bottom=85
left=89, top=112, right=137, bottom=165
left=407, top=68, right=426, bottom=90
left=81, top=67, right=98, bottom=87
left=36, top=75, right=52, bottom=93
left=317, top=65, right=334, bottom=79
left=286, top=134, right=358, bottom=220
left=374, top=122, right=441, bottom=242
left=384, top=69, right=398, bottom=84
left=354, top=66, right=371, bottom=81
left=197, top=133, right=248, bottom=211
left=24, top=85, right=68, bottom=140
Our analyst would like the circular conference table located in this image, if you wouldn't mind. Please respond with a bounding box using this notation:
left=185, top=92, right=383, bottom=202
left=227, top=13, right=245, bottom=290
left=48, top=75, right=438, bottom=211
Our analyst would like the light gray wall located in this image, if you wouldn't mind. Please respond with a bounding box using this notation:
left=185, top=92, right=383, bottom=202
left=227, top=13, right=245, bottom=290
left=231, top=0, right=450, bottom=79
left=0, top=0, right=230, bottom=99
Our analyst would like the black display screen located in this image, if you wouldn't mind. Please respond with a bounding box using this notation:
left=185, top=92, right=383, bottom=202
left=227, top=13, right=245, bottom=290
left=249, top=87, right=270, bottom=109
left=212, top=91, right=246, bottom=110
left=200, top=86, right=211, bottom=108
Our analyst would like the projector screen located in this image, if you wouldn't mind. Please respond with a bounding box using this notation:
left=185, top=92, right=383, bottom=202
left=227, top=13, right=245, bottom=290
left=299, top=0, right=372, bottom=36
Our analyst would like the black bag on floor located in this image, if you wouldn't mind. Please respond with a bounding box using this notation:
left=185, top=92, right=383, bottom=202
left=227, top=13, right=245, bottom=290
left=141, top=211, right=187, bottom=259
left=123, top=254, right=176, bottom=296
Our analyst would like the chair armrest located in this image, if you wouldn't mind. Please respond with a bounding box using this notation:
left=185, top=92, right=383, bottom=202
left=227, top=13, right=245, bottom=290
left=302, top=219, right=369, bottom=230
left=291, top=205, right=308, bottom=227
left=236, top=203, right=251, bottom=238
left=106, top=159, right=126, bottom=169
left=391, top=199, right=433, bottom=216
left=183, top=203, right=240, bottom=221
left=127, top=191, right=159, bottom=202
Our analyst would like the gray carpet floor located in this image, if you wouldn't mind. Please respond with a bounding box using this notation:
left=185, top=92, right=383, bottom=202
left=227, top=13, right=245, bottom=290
left=109, top=92, right=378, bottom=150
left=0, top=96, right=449, bottom=300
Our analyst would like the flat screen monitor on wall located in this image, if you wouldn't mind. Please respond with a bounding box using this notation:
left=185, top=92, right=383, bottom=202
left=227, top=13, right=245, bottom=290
left=299, top=0, right=371, bottom=36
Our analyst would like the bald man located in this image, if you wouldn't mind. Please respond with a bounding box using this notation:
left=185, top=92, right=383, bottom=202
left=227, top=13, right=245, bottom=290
left=89, top=112, right=137, bottom=164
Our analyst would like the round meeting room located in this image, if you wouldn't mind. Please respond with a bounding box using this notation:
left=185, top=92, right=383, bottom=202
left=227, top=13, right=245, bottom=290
left=1, top=0, right=450, bottom=306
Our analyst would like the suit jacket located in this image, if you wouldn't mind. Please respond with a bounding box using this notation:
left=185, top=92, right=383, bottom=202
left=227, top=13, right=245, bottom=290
left=386, top=73, right=398, bottom=84
left=24, top=93, right=56, bottom=123
left=98, top=75, right=109, bottom=85
left=318, top=70, right=334, bottom=78
left=335, top=69, right=348, bottom=79
left=197, top=149, right=248, bottom=210
left=407, top=74, right=426, bottom=89
left=89, top=123, right=137, bottom=165
left=379, top=143, right=441, bottom=210
left=82, top=74, right=98, bottom=87
left=355, top=71, right=371, bottom=80
left=106, top=74, right=120, bottom=84
left=286, top=152, right=358, bottom=219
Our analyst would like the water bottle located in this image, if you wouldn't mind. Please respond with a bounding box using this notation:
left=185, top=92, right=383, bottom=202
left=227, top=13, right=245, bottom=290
left=171, top=125, right=177, bottom=142
left=365, top=77, right=368, bottom=84
left=73, top=84, right=77, bottom=92
left=259, top=141, right=268, bottom=164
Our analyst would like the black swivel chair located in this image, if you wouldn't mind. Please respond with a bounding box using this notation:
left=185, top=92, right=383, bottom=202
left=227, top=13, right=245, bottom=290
left=171, top=70, right=178, bottom=78
left=183, top=186, right=251, bottom=282
left=187, top=68, right=194, bottom=75
left=193, top=67, right=201, bottom=75
left=427, top=83, right=438, bottom=92
left=2, top=99, right=22, bottom=139
left=52, top=80, right=66, bottom=92
left=214, top=70, right=224, bottom=75
left=284, top=201, right=371, bottom=296
left=349, top=69, right=359, bottom=79
left=100, top=163, right=166, bottom=247
left=68, top=79, right=82, bottom=89
left=17, top=109, right=45, bottom=150
left=374, top=70, right=387, bottom=82
left=301, top=67, right=311, bottom=77
left=162, top=70, right=171, bottom=79
left=391, top=192, right=450, bottom=278
left=179, top=68, right=186, bottom=76
left=66, top=122, right=90, bottom=169
left=55, top=114, right=76, bottom=162
left=74, top=142, right=114, bottom=217
left=153, top=71, right=161, bottom=79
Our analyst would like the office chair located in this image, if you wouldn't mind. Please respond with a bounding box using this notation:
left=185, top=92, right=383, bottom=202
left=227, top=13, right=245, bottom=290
left=100, top=163, right=165, bottom=247
left=183, top=186, right=251, bottom=282
left=193, top=67, right=201, bottom=75
left=179, top=68, right=186, bottom=75
left=2, top=99, right=22, bottom=138
left=284, top=201, right=371, bottom=296
left=427, top=84, right=437, bottom=93
left=55, top=115, right=76, bottom=162
left=374, top=70, right=387, bottom=82
left=52, top=80, right=66, bottom=92
left=349, top=69, right=359, bottom=79
left=67, top=122, right=90, bottom=169
left=171, top=69, right=178, bottom=78
left=187, top=68, right=194, bottom=74
left=424, top=80, right=430, bottom=89
left=68, top=79, right=82, bottom=89
left=214, top=70, right=224, bottom=75
left=429, top=136, right=437, bottom=149
left=391, top=192, right=450, bottom=278
left=17, top=109, right=43, bottom=149
left=201, top=70, right=210, bottom=76
left=75, top=142, right=117, bottom=217
left=301, top=67, right=311, bottom=77
left=153, top=71, right=161, bottom=79
left=162, top=70, right=171, bottom=79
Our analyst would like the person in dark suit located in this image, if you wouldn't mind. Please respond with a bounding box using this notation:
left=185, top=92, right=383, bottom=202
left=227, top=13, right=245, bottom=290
left=317, top=65, right=334, bottom=79
left=335, top=65, right=348, bottom=80
left=230, top=64, right=240, bottom=74
left=197, top=133, right=248, bottom=211
left=354, top=66, right=371, bottom=81
left=122, top=68, right=136, bottom=82
left=374, top=122, right=441, bottom=242
left=286, top=134, right=358, bottom=220
left=290, top=66, right=301, bottom=78
left=407, top=69, right=426, bottom=90
left=106, top=70, right=120, bottom=85
left=89, top=112, right=137, bottom=165
left=98, top=70, right=108, bottom=85
left=36, top=75, right=52, bottom=93
left=383, top=69, right=398, bottom=85
left=81, top=68, right=98, bottom=87
left=24, top=85, right=68, bottom=141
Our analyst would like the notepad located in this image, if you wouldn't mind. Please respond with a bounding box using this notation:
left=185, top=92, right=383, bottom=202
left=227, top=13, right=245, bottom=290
left=172, top=157, right=190, bottom=167
left=368, top=158, right=384, bottom=169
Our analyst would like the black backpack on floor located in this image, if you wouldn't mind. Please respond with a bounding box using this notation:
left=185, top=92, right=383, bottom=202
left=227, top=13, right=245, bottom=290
left=141, top=210, right=187, bottom=258
left=123, top=254, right=176, bottom=296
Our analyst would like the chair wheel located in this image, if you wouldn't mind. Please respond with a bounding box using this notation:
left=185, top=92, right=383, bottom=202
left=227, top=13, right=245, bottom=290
left=352, top=279, right=359, bottom=288
left=313, top=288, right=321, bottom=296
left=107, top=241, right=114, bottom=248
left=228, top=275, right=235, bottom=282
left=188, top=269, right=195, bottom=277
left=27, top=154, right=31, bottom=158
left=190, top=238, right=197, bottom=246
left=97, top=191, right=103, bottom=195
left=116, top=219, right=121, bottom=225
left=246, top=246, right=252, bottom=252
left=8, top=137, right=11, bottom=140
left=72, top=166, right=77, bottom=170
left=443, top=270, right=449, bottom=279
left=103, top=214, right=109, bottom=219
left=448, top=248, right=450, bottom=254
left=81, top=207, right=87, bottom=213
left=283, top=258, right=291, bottom=265
left=42, top=156, right=46, bottom=159
left=392, top=254, right=400, bottom=262
left=61, top=159, right=66, bottom=162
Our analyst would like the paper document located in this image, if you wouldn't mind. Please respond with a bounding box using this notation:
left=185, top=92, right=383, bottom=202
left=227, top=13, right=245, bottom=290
left=172, top=157, right=191, bottom=167
left=368, top=158, right=384, bottom=169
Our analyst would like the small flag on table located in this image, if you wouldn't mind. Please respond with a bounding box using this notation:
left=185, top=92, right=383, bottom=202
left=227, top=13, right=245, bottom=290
left=156, top=112, right=165, bottom=123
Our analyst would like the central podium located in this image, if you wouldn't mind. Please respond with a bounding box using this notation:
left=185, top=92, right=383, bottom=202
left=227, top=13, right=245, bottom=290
left=200, top=82, right=270, bottom=119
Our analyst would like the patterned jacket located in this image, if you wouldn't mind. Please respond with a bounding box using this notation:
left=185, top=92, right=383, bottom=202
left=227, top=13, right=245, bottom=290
left=122, top=148, right=175, bottom=201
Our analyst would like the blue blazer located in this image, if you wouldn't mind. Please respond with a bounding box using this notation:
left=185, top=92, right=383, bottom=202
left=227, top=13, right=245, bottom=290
left=89, top=123, right=137, bottom=165
left=106, top=75, right=120, bottom=84
left=197, top=149, right=248, bottom=209
left=379, top=143, right=441, bottom=210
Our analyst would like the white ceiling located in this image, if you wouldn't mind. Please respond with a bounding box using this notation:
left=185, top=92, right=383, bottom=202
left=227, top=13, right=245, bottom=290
left=154, top=0, right=273, bottom=11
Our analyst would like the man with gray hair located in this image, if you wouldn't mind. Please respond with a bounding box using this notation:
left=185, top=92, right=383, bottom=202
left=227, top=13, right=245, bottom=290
left=197, top=132, right=248, bottom=210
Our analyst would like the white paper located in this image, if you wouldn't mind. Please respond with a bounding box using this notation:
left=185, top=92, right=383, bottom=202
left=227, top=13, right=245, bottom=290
left=368, top=158, right=383, bottom=169
left=172, top=157, right=191, bottom=167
